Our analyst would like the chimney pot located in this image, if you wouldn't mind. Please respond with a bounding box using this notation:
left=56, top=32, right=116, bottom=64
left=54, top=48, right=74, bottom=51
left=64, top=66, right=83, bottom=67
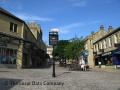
left=100, top=25, right=104, bottom=30
left=108, top=26, right=113, bottom=32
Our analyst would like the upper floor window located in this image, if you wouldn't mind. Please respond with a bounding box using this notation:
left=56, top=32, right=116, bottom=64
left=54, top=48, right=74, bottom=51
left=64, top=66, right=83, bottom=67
left=114, top=34, right=118, bottom=44
left=103, top=40, right=107, bottom=49
left=96, top=44, right=98, bottom=51
left=99, top=42, right=103, bottom=49
left=10, top=22, right=17, bottom=32
left=108, top=37, right=112, bottom=47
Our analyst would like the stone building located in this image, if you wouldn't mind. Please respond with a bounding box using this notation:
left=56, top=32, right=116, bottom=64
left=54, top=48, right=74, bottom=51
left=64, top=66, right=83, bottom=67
left=93, top=26, right=120, bottom=68
left=84, top=25, right=108, bottom=68
left=0, top=7, right=47, bottom=68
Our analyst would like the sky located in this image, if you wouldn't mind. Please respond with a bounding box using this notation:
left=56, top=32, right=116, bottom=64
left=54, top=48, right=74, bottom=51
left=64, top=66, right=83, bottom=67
left=0, top=0, right=120, bottom=44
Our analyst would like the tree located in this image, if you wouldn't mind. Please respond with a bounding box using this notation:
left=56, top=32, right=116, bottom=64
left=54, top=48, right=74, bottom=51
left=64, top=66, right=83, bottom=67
left=52, top=37, right=84, bottom=64
left=52, top=40, right=69, bottom=60
left=64, top=37, right=84, bottom=62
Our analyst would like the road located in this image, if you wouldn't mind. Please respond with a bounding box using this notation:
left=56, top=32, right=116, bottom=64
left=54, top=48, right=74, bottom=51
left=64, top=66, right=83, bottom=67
left=0, top=65, right=120, bottom=90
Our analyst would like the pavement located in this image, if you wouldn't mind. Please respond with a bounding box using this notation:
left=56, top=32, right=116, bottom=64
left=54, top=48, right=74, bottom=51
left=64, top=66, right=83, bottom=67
left=0, top=65, right=120, bottom=90
left=92, top=66, right=120, bottom=73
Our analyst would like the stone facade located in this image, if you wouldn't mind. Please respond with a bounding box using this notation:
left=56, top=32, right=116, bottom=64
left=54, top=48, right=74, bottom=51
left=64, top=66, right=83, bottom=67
left=93, top=27, right=120, bottom=67
left=0, top=7, right=47, bottom=68
left=84, top=25, right=108, bottom=68
left=85, top=25, right=120, bottom=68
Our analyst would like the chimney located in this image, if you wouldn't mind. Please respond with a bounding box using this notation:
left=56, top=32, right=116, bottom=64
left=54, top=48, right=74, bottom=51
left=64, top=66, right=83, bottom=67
left=100, top=25, right=104, bottom=30
left=108, top=26, right=113, bottom=32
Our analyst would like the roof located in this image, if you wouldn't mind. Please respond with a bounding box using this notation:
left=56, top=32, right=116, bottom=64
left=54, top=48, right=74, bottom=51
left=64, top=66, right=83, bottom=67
left=0, top=7, right=46, bottom=50
left=93, top=27, right=120, bottom=44
left=0, top=7, right=24, bottom=23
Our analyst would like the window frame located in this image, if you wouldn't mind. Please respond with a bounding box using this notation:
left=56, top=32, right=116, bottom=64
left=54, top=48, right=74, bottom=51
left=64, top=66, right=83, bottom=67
left=10, top=22, right=18, bottom=33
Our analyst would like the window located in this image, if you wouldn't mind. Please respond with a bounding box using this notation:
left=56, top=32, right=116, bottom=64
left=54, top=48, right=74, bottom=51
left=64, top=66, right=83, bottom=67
left=94, top=45, right=96, bottom=52
left=0, top=48, right=17, bottom=64
left=10, top=22, right=14, bottom=31
left=10, top=22, right=17, bottom=32
left=96, top=44, right=98, bottom=51
left=99, top=42, right=103, bottom=49
left=114, top=34, right=118, bottom=44
left=103, top=40, right=107, bottom=49
left=108, top=37, right=112, bottom=47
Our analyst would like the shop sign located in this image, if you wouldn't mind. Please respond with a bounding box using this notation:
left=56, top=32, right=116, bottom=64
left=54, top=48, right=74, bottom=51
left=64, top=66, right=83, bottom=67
left=102, top=52, right=111, bottom=56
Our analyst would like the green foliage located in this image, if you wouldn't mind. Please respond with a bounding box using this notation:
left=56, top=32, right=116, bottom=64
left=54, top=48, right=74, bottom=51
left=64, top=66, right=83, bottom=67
left=64, top=37, right=84, bottom=61
left=52, top=40, right=69, bottom=59
left=53, top=37, right=84, bottom=62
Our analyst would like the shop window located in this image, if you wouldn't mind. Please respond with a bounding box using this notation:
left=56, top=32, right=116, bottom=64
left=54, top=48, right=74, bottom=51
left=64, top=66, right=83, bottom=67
left=0, top=48, right=17, bottom=64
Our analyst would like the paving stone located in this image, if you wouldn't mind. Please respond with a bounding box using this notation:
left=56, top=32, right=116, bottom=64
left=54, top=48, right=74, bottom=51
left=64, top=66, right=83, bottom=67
left=0, top=65, right=120, bottom=90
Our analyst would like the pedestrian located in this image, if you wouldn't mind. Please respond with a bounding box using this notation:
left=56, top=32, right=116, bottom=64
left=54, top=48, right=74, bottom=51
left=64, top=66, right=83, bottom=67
left=81, top=64, right=87, bottom=71
left=98, top=61, right=101, bottom=68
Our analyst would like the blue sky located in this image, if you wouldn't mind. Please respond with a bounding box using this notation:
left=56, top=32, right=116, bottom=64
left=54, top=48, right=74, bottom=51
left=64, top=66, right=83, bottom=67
left=0, top=0, right=120, bottom=44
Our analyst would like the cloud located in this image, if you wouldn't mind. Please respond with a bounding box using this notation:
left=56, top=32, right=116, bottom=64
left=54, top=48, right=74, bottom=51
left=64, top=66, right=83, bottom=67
left=14, top=13, right=53, bottom=22
left=59, top=22, right=84, bottom=34
left=68, top=0, right=87, bottom=7
left=59, top=20, right=101, bottom=34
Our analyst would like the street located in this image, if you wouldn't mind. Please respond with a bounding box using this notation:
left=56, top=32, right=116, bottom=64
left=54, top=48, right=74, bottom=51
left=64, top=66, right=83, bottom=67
left=0, top=65, right=120, bottom=90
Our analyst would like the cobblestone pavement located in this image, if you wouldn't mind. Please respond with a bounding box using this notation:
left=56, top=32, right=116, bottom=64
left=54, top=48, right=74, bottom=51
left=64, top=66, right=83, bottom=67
left=0, top=65, right=120, bottom=90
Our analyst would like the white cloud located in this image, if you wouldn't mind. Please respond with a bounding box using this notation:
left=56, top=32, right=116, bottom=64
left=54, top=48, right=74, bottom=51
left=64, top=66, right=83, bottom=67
left=59, top=20, right=101, bottom=34
left=59, top=22, right=84, bottom=34
left=68, top=0, right=87, bottom=7
left=50, top=28, right=60, bottom=32
left=14, top=13, right=53, bottom=22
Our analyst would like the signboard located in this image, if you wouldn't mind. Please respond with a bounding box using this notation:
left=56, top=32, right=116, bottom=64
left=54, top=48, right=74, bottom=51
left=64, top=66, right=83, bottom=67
left=102, top=52, right=111, bottom=56
left=49, top=31, right=58, bottom=45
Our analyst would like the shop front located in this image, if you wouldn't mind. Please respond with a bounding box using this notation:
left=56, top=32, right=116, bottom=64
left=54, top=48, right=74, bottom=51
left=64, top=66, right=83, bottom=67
left=112, top=48, right=120, bottom=65
left=94, top=51, right=112, bottom=66
left=0, top=46, right=17, bottom=68
left=101, top=52, right=112, bottom=66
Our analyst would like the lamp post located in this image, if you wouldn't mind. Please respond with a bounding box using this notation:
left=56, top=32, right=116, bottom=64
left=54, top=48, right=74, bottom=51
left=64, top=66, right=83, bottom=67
left=52, top=45, right=56, bottom=77
left=49, top=30, right=59, bottom=78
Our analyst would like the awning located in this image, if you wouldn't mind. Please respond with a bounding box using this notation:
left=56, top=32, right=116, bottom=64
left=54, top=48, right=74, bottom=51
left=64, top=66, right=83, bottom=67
left=112, top=48, right=120, bottom=55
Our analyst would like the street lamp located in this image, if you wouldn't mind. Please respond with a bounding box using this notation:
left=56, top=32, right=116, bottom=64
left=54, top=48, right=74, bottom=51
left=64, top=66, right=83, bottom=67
left=49, top=30, right=58, bottom=78
left=52, top=45, right=56, bottom=77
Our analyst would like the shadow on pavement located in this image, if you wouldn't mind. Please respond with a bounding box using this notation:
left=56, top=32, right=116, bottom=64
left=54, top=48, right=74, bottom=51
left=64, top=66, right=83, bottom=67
left=0, top=71, right=9, bottom=72
left=23, top=64, right=52, bottom=69
left=56, top=71, right=71, bottom=77
left=0, top=78, right=22, bottom=90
